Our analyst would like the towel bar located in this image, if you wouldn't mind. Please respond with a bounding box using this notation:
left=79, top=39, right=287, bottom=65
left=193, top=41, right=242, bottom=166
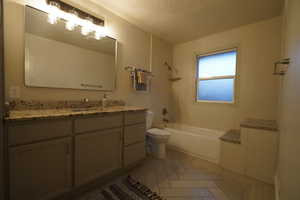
left=124, top=66, right=154, bottom=77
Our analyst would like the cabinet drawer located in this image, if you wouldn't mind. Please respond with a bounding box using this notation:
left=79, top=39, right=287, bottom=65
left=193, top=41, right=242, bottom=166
left=74, top=113, right=123, bottom=133
left=124, top=111, right=146, bottom=125
left=124, top=142, right=145, bottom=167
left=8, top=119, right=72, bottom=146
left=124, top=124, right=146, bottom=146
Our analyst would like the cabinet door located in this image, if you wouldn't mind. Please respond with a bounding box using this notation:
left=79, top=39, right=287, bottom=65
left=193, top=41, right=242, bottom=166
left=9, top=138, right=72, bottom=200
left=244, top=128, right=278, bottom=184
left=75, top=128, right=122, bottom=186
left=124, top=142, right=146, bottom=167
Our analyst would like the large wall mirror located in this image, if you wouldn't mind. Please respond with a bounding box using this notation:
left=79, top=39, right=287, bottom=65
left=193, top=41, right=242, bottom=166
left=25, top=6, right=117, bottom=91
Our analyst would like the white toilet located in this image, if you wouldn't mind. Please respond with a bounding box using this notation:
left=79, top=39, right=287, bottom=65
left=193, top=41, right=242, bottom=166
left=146, top=111, right=171, bottom=159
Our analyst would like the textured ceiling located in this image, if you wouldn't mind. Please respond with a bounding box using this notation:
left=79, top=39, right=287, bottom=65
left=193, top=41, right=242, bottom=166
left=89, top=0, right=283, bottom=44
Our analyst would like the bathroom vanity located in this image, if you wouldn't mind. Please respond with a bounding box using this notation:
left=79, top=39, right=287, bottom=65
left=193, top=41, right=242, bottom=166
left=4, top=107, right=146, bottom=200
left=3, top=5, right=147, bottom=199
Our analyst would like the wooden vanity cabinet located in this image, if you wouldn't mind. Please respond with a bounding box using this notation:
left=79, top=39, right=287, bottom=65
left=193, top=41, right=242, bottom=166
left=5, top=110, right=146, bottom=200
left=9, top=138, right=72, bottom=200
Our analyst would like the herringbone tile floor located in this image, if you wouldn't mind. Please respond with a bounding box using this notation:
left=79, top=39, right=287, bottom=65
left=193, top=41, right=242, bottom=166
left=79, top=149, right=275, bottom=200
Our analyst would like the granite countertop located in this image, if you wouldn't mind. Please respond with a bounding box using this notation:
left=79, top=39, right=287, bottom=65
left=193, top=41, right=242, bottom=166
left=220, top=129, right=241, bottom=144
left=5, top=106, right=147, bottom=122
left=240, top=118, right=278, bottom=131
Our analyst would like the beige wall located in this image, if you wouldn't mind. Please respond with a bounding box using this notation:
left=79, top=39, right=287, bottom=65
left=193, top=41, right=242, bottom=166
left=277, top=0, right=300, bottom=199
left=150, top=36, right=173, bottom=123
left=172, top=17, right=282, bottom=131
left=4, top=0, right=172, bottom=124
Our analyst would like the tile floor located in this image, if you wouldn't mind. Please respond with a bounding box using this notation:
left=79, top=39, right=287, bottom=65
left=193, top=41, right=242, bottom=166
left=78, top=149, right=275, bottom=200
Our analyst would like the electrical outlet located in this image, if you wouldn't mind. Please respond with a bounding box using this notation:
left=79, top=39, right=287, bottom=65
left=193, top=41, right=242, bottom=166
left=9, top=86, right=21, bottom=99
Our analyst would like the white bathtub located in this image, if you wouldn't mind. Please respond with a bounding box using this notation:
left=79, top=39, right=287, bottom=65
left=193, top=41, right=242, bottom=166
left=165, top=123, right=225, bottom=164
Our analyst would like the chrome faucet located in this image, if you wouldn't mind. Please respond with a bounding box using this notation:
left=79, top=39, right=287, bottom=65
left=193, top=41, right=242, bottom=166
left=81, top=98, right=89, bottom=108
left=82, top=98, right=89, bottom=103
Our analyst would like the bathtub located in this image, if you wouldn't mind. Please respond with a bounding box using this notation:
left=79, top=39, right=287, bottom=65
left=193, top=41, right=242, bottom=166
left=165, top=123, right=225, bottom=164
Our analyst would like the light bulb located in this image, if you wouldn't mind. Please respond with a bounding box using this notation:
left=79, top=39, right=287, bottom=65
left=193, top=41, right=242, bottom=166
left=66, top=21, right=75, bottom=31
left=94, top=32, right=103, bottom=40
left=48, top=13, right=58, bottom=24
left=94, top=26, right=106, bottom=40
left=47, top=1, right=60, bottom=25
left=81, top=17, right=93, bottom=36
left=81, top=26, right=90, bottom=36
left=65, top=10, right=79, bottom=31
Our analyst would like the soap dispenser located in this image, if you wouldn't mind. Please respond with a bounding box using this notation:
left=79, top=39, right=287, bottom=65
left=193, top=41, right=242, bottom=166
left=102, top=94, right=108, bottom=109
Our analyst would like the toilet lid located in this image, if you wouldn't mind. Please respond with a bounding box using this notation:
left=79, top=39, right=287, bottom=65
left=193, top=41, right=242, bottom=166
left=147, top=128, right=171, bottom=136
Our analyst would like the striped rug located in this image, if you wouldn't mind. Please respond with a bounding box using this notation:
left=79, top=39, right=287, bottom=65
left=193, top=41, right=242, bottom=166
left=82, top=176, right=165, bottom=200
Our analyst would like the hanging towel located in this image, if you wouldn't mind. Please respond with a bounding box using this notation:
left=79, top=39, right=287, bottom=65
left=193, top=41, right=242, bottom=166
left=137, top=71, right=147, bottom=84
left=133, top=69, right=147, bottom=91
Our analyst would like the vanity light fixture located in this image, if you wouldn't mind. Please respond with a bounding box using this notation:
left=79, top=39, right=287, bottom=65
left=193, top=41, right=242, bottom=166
left=46, top=0, right=107, bottom=39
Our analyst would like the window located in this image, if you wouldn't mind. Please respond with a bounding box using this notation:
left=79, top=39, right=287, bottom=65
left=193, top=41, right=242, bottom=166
left=196, top=49, right=237, bottom=103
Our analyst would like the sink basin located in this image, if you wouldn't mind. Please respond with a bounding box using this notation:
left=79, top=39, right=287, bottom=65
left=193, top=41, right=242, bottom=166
left=71, top=107, right=100, bottom=112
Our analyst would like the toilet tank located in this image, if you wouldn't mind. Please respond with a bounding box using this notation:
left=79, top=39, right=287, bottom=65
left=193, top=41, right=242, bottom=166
left=146, top=111, right=154, bottom=130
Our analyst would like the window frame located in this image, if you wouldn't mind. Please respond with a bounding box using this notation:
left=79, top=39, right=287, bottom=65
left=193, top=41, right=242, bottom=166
left=195, top=48, right=238, bottom=104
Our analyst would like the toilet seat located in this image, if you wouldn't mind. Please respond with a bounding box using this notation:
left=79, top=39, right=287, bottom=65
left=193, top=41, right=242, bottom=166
left=147, top=128, right=170, bottom=138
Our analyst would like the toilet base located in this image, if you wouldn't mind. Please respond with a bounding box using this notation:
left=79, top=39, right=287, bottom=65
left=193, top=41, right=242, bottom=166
left=148, top=141, right=167, bottom=159
left=154, top=144, right=166, bottom=159
left=146, top=129, right=170, bottom=159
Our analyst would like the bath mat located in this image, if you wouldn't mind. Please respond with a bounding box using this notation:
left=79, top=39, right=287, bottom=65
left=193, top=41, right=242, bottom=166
left=94, top=176, right=165, bottom=200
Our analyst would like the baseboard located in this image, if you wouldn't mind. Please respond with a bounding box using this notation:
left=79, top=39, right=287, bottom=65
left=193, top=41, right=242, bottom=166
left=167, top=144, right=219, bottom=164
left=275, top=175, right=280, bottom=200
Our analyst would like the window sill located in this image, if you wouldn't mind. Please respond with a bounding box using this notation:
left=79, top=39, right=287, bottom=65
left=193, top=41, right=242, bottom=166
left=195, top=100, right=235, bottom=105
